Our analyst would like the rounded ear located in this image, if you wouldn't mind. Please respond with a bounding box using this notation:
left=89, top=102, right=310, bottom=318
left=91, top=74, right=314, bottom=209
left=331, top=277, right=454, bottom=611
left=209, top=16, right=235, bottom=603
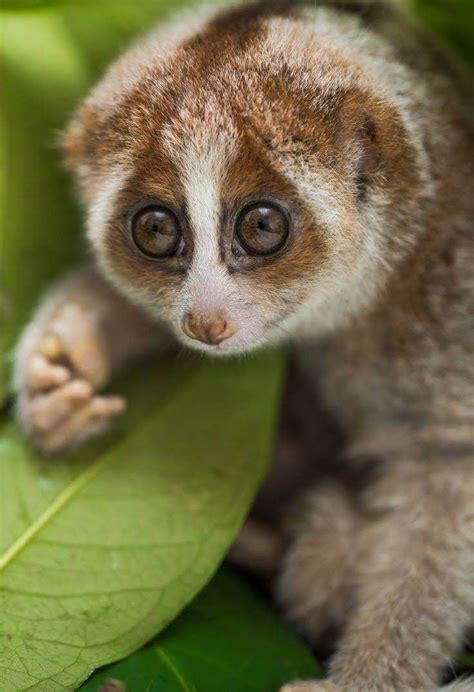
left=335, top=90, right=389, bottom=199
left=355, top=116, right=382, bottom=199
left=59, top=104, right=99, bottom=170
left=58, top=104, right=101, bottom=202
left=357, top=117, right=381, bottom=175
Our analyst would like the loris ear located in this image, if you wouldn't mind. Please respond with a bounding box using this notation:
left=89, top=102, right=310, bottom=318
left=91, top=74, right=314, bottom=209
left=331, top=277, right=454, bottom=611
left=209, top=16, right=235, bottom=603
left=355, top=116, right=382, bottom=198
left=357, top=117, right=381, bottom=175
left=336, top=93, right=387, bottom=200
left=59, top=104, right=100, bottom=200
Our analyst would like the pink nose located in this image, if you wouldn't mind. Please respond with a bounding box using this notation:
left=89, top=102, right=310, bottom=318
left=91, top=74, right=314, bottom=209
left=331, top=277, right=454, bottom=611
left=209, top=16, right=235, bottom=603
left=182, top=312, right=236, bottom=345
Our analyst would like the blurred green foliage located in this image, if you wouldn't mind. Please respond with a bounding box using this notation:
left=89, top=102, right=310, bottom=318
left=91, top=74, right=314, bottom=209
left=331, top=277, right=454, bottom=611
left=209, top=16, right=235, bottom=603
left=411, top=0, right=474, bottom=68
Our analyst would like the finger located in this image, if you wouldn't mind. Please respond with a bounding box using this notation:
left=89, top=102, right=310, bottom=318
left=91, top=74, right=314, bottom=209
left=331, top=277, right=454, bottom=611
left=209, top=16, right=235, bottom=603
left=29, top=380, right=93, bottom=432
left=41, top=395, right=126, bottom=454
left=49, top=304, right=108, bottom=386
left=89, top=395, right=126, bottom=417
left=39, top=333, right=64, bottom=360
left=26, top=354, right=71, bottom=393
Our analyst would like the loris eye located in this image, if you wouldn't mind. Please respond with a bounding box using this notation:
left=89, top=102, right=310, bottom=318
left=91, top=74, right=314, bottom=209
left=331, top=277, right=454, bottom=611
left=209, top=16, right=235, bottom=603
left=235, top=202, right=289, bottom=256
left=131, top=206, right=181, bottom=258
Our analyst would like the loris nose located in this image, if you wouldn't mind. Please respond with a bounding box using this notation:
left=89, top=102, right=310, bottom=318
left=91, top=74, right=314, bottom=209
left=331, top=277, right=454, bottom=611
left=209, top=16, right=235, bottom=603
left=182, top=312, right=236, bottom=345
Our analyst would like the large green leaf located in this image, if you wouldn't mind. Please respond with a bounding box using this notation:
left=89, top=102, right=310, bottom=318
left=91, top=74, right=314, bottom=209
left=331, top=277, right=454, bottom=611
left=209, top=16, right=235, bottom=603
left=0, top=351, right=284, bottom=691
left=82, top=568, right=321, bottom=692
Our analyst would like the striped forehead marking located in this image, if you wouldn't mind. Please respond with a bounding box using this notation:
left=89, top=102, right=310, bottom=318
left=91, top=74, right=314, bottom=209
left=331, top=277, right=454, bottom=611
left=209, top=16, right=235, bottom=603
left=171, top=124, right=238, bottom=267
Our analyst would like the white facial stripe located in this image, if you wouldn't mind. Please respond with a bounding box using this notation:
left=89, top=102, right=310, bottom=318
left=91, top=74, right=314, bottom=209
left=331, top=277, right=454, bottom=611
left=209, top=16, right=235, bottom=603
left=173, top=135, right=237, bottom=317
left=182, top=144, right=225, bottom=267
left=285, top=166, right=351, bottom=231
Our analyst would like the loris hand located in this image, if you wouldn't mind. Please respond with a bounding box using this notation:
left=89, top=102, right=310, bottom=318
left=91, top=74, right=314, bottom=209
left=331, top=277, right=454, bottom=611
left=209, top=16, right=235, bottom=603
left=15, top=302, right=125, bottom=454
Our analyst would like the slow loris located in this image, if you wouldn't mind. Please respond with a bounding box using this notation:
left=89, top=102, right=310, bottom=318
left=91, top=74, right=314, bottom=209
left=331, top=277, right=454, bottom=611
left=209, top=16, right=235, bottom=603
left=14, top=1, right=474, bottom=690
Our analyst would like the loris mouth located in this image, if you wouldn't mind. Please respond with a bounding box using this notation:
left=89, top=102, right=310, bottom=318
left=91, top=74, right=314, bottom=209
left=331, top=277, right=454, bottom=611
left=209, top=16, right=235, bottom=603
left=185, top=339, right=242, bottom=357
left=182, top=332, right=267, bottom=358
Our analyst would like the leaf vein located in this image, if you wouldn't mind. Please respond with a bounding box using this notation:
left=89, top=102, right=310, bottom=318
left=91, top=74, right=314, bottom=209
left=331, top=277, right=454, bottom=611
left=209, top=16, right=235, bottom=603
left=155, top=647, right=194, bottom=692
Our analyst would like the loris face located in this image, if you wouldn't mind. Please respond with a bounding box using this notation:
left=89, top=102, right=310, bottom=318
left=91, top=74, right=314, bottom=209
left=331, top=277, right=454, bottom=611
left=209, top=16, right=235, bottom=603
left=63, top=3, right=418, bottom=355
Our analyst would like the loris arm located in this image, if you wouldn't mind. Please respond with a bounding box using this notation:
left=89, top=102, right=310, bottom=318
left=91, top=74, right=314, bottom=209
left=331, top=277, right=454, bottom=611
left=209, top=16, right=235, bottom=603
left=14, top=268, right=170, bottom=454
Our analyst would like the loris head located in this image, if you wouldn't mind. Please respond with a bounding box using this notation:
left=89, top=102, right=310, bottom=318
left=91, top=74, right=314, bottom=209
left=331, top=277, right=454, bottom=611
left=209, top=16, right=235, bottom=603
left=62, top=1, right=425, bottom=356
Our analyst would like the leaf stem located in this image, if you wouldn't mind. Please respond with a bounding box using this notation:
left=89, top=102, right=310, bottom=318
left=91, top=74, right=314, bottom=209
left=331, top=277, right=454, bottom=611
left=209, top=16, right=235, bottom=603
left=0, top=455, right=109, bottom=573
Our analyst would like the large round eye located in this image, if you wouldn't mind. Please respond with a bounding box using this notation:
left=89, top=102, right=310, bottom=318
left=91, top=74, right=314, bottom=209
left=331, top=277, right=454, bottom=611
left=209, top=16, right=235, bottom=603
left=235, top=202, right=289, bottom=256
left=131, top=206, right=181, bottom=258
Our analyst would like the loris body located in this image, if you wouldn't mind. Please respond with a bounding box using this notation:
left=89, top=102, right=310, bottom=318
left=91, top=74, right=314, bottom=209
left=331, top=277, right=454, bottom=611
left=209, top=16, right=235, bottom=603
left=14, top=1, right=474, bottom=690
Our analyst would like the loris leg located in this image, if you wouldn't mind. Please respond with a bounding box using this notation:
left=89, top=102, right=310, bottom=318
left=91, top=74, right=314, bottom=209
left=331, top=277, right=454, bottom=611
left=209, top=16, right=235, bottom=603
left=228, top=518, right=284, bottom=575
left=15, top=268, right=168, bottom=453
left=278, top=483, right=368, bottom=642
left=328, top=459, right=474, bottom=691
left=228, top=421, right=319, bottom=577
left=280, top=456, right=474, bottom=692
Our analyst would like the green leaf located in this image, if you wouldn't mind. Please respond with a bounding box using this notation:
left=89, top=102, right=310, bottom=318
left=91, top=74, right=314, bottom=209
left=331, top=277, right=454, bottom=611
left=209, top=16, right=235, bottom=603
left=82, top=568, right=321, bottom=692
left=0, top=351, right=284, bottom=691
